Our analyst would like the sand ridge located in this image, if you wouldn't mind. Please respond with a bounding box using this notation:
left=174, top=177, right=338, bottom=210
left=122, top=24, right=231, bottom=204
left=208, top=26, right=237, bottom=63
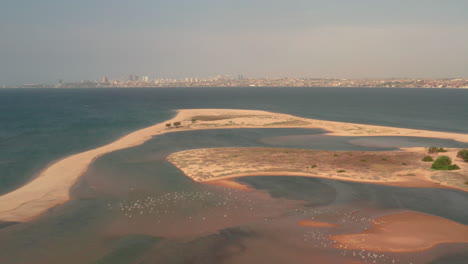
left=0, top=109, right=467, bottom=222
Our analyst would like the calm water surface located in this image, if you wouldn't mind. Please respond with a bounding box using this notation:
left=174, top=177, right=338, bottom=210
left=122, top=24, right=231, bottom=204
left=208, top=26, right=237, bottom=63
left=0, top=88, right=467, bottom=263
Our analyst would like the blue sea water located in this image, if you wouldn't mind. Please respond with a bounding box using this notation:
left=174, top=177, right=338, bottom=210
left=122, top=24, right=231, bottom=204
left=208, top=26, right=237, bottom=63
left=0, top=87, right=467, bottom=264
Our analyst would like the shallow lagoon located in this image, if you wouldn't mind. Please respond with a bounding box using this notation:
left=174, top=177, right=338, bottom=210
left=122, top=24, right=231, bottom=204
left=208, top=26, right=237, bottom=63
left=0, top=128, right=467, bottom=264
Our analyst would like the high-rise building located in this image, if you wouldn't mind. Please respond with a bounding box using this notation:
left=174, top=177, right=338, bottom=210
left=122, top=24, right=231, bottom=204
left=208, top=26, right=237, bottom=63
left=142, top=76, right=150, bottom=82
left=101, top=76, right=109, bottom=83
left=129, top=74, right=134, bottom=81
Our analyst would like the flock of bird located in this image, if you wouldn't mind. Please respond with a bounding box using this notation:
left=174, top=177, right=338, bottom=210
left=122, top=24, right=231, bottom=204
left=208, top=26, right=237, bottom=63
left=105, top=188, right=418, bottom=264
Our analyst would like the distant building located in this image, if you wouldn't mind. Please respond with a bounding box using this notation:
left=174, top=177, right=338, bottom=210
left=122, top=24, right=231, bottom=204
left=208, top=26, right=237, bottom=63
left=101, top=76, right=109, bottom=83
left=129, top=74, right=134, bottom=81
left=142, top=76, right=150, bottom=82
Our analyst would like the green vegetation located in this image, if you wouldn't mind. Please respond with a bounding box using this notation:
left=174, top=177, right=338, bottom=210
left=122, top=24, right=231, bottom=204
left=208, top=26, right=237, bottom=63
left=333, top=154, right=339, bottom=157
left=401, top=163, right=407, bottom=165
left=360, top=159, right=367, bottom=162
left=165, top=123, right=171, bottom=128
left=422, top=156, right=434, bottom=162
left=173, top=121, right=181, bottom=127
left=337, top=170, right=346, bottom=173
left=311, top=164, right=317, bottom=168
left=457, top=149, right=468, bottom=162
left=431, top=156, right=460, bottom=170
left=428, top=147, right=447, bottom=154
left=381, top=158, right=387, bottom=161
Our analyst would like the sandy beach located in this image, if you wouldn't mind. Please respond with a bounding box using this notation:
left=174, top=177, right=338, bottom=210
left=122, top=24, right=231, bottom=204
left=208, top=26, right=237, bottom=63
left=0, top=108, right=467, bottom=222
left=330, top=211, right=468, bottom=252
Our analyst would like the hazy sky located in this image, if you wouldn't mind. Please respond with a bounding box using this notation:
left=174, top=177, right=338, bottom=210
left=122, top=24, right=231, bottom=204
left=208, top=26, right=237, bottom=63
left=1, top=0, right=468, bottom=84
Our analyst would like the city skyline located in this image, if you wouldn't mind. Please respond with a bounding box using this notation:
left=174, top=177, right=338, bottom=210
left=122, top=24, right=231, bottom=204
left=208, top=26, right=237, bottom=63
left=2, top=1, right=468, bottom=85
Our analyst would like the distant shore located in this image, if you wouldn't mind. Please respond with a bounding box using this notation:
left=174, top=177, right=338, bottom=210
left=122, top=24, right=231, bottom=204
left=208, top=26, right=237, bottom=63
left=0, top=108, right=467, bottom=222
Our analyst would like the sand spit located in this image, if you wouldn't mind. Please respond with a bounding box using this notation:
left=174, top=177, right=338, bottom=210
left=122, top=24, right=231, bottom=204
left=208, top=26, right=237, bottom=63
left=329, top=212, right=468, bottom=253
left=166, top=147, right=468, bottom=191
left=0, top=109, right=467, bottom=222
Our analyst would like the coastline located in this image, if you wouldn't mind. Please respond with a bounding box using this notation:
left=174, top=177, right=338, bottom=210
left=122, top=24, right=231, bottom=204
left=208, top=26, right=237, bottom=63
left=0, top=108, right=467, bottom=222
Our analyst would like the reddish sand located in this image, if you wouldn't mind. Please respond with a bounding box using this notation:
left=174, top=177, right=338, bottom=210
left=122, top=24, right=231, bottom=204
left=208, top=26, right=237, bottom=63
left=205, top=180, right=253, bottom=191
left=330, top=212, right=468, bottom=252
left=297, top=220, right=339, bottom=228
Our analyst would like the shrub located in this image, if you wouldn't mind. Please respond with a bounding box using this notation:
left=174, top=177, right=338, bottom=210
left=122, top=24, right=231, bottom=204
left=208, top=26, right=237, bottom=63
left=401, top=163, right=407, bottom=165
left=191, top=118, right=197, bottom=123
left=311, top=164, right=317, bottom=168
left=457, top=149, right=468, bottom=162
left=333, top=154, right=339, bottom=157
left=337, top=170, right=346, bottom=173
left=165, top=123, right=171, bottom=127
left=428, top=147, right=447, bottom=154
left=422, top=156, right=434, bottom=162
left=431, top=156, right=460, bottom=170
left=173, top=121, right=181, bottom=127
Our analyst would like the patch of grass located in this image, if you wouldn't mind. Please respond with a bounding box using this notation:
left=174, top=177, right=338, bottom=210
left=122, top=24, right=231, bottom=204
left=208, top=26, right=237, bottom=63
left=405, top=173, right=416, bottom=176
left=465, top=181, right=468, bottom=185
left=401, top=163, right=407, bottom=165
left=422, top=156, right=434, bottom=162
left=337, top=170, right=346, bottom=173
left=431, top=156, right=460, bottom=170
left=381, top=158, right=387, bottom=161
left=311, top=164, right=317, bottom=168
left=333, top=154, right=339, bottom=157
left=360, top=159, right=367, bottom=162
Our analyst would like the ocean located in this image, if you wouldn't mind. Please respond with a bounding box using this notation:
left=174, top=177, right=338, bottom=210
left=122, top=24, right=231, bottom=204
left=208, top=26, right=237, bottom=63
left=0, top=87, right=467, bottom=264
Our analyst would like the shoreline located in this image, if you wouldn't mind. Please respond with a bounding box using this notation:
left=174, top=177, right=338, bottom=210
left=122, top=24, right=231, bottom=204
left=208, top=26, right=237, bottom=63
left=0, top=108, right=467, bottom=222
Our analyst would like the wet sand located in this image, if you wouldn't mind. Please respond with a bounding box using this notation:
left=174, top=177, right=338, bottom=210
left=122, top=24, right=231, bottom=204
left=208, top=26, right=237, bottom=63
left=0, top=109, right=467, bottom=222
left=330, top=211, right=468, bottom=253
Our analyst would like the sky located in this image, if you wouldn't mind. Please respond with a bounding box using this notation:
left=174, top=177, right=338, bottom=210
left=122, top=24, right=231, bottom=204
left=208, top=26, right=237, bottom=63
left=1, top=0, right=468, bottom=85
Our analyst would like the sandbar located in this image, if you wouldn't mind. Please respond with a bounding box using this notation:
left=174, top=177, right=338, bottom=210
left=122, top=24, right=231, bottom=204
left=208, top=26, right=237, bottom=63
left=0, top=109, right=466, bottom=222
left=329, top=211, right=468, bottom=252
